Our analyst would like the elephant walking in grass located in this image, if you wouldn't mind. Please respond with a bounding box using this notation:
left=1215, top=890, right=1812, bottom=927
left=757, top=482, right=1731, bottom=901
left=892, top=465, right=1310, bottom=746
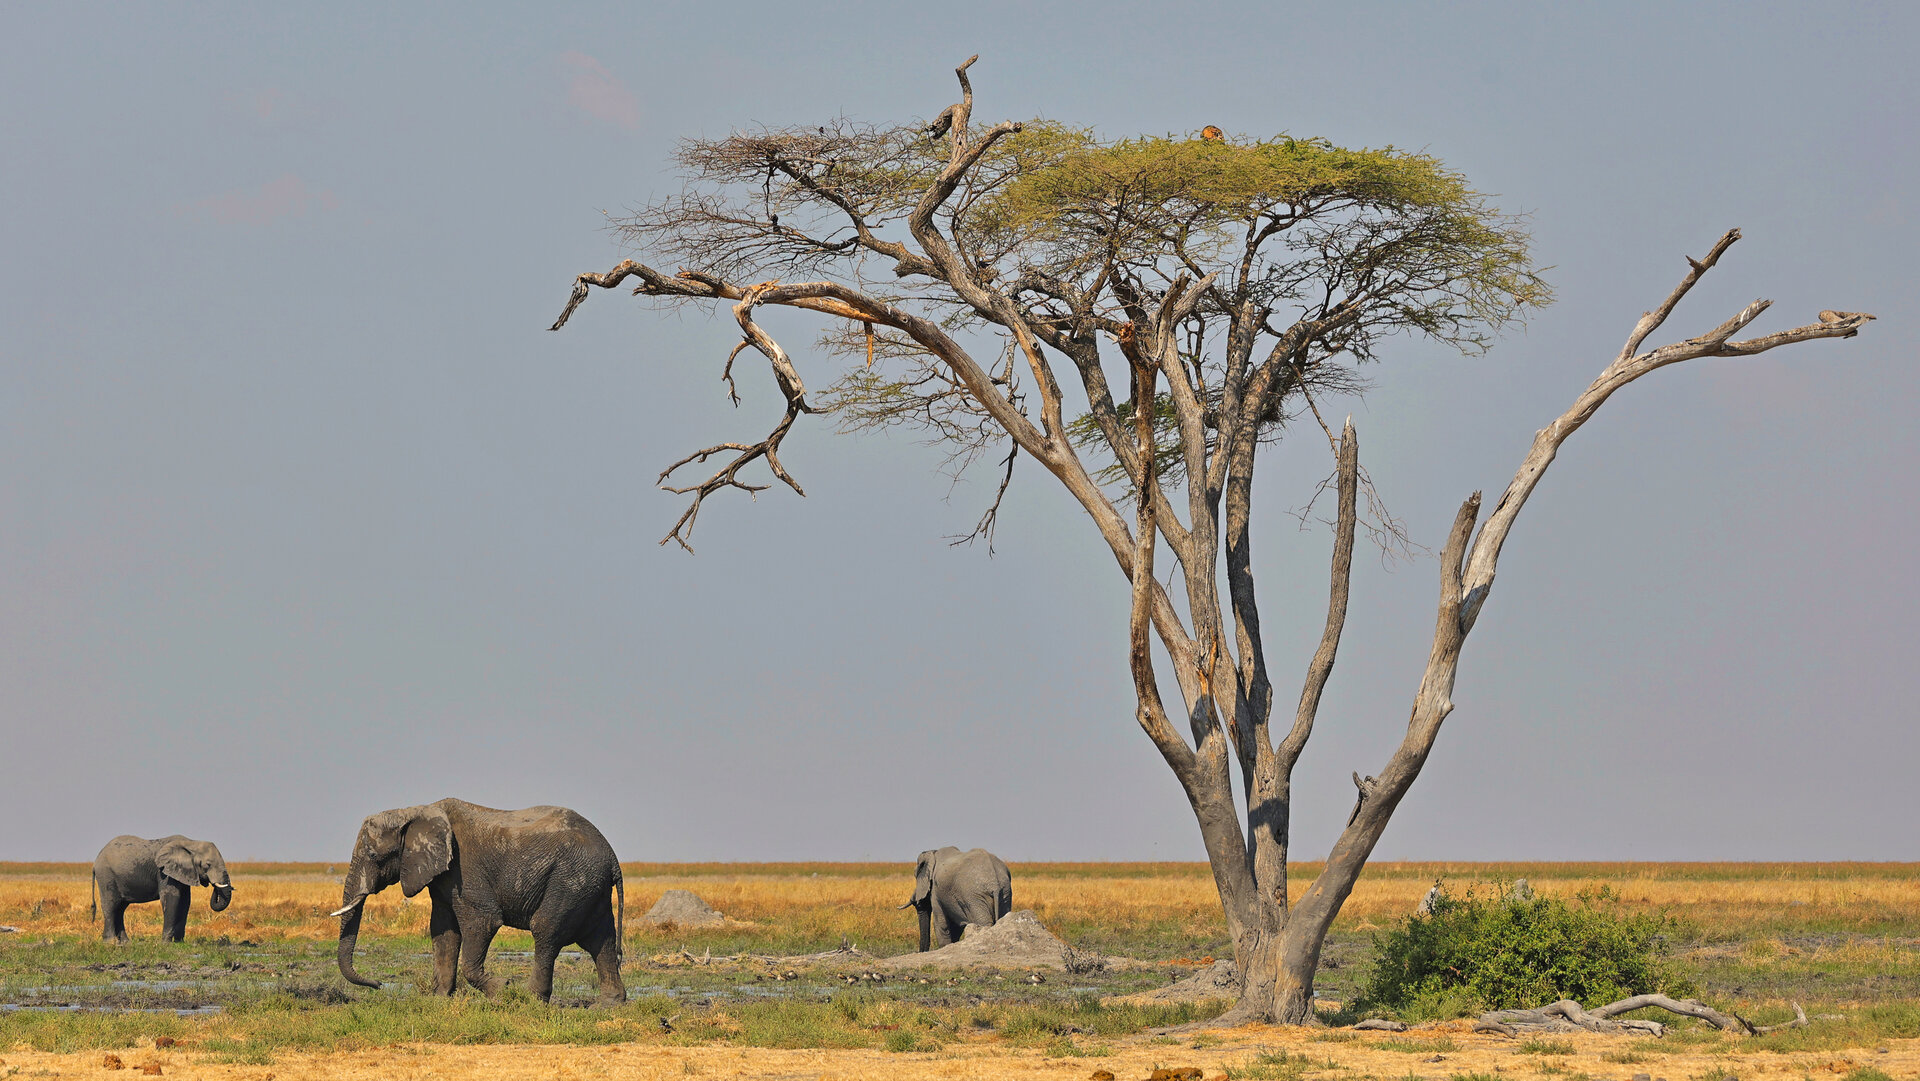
left=91, top=835, right=233, bottom=943
left=901, top=846, right=1012, bottom=951
left=333, top=798, right=626, bottom=1006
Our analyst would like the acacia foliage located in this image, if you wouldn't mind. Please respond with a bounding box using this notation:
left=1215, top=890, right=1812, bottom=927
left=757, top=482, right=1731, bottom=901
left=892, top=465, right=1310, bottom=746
left=1361, top=883, right=1693, bottom=1016
left=619, top=120, right=1547, bottom=497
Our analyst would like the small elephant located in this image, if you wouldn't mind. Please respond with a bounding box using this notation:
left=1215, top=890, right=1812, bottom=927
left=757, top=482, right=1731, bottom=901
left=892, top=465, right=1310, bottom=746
left=900, top=846, right=1012, bottom=951
left=333, top=798, right=625, bottom=1006
left=91, top=835, right=233, bottom=943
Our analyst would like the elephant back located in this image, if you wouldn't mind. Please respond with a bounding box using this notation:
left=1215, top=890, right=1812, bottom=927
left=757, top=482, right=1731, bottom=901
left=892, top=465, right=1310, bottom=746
left=94, top=836, right=156, bottom=873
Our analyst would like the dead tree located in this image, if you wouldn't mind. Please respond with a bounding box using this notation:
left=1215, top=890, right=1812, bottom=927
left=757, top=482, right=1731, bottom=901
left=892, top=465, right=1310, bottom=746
left=549, top=58, right=1874, bottom=1024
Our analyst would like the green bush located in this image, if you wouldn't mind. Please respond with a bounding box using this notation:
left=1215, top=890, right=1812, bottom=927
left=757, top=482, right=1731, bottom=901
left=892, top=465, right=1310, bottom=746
left=1360, top=882, right=1691, bottom=1014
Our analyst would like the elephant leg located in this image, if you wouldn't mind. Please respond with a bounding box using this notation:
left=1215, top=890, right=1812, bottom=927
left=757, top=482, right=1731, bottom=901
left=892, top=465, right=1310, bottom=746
left=528, top=895, right=591, bottom=1004
left=101, top=889, right=128, bottom=943
left=428, top=899, right=461, bottom=996
left=159, top=881, right=191, bottom=942
left=574, top=905, right=626, bottom=1007
left=527, top=934, right=560, bottom=1004
left=459, top=919, right=504, bottom=997
left=932, top=905, right=954, bottom=947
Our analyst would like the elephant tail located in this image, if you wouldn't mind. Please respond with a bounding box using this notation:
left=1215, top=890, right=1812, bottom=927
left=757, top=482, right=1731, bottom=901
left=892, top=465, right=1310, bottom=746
left=614, top=864, right=626, bottom=961
left=90, top=868, right=98, bottom=923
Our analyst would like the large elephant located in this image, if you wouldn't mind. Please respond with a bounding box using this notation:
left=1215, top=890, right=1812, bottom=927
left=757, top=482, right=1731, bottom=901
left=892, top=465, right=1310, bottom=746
left=91, top=835, right=233, bottom=943
left=332, top=798, right=626, bottom=1006
left=900, top=846, right=1012, bottom=951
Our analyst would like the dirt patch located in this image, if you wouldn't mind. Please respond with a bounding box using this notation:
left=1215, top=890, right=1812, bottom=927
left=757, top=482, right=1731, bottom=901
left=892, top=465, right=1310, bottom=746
left=641, top=889, right=725, bottom=927
left=1107, top=958, right=1237, bottom=1004
left=873, top=910, right=1090, bottom=971
left=2, top=1030, right=1914, bottom=1081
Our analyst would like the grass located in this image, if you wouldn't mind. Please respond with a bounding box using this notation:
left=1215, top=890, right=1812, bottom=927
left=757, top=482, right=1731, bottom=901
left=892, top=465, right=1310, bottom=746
left=1518, top=1038, right=1577, bottom=1055
left=1375, top=1036, right=1458, bottom=1054
left=0, top=990, right=1212, bottom=1055
left=1226, top=1049, right=1334, bottom=1079
left=11, top=860, right=1920, bottom=947
left=6, top=860, right=1920, bottom=1058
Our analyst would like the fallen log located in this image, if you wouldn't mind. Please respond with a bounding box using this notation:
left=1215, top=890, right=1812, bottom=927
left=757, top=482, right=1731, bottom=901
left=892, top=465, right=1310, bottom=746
left=1479, top=1000, right=1667, bottom=1037
left=1479, top=996, right=1808, bottom=1038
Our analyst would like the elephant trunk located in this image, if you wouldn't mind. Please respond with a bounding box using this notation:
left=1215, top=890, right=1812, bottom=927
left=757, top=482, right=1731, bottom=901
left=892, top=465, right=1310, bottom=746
left=336, top=896, right=380, bottom=988
left=207, top=852, right=234, bottom=912
left=917, top=903, right=931, bottom=953
left=206, top=853, right=233, bottom=893
left=335, top=856, right=380, bottom=988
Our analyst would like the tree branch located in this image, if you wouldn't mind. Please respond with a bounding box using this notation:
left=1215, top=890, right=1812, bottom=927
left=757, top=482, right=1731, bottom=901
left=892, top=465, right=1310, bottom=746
left=653, top=282, right=819, bottom=551
left=1277, top=418, right=1357, bottom=771
left=1459, top=232, right=1875, bottom=631
left=1127, top=347, right=1195, bottom=773
left=947, top=443, right=1017, bottom=552
left=1617, top=227, right=1741, bottom=362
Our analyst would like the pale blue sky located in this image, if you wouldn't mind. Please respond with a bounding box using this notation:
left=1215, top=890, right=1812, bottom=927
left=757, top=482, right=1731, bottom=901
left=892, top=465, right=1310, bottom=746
left=2, top=2, right=1914, bottom=862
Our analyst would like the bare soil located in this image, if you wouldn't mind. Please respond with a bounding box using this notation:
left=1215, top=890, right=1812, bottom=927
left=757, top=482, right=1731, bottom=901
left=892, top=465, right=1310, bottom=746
left=5, top=1025, right=1915, bottom=1080
left=641, top=889, right=726, bottom=928
left=874, top=910, right=1085, bottom=971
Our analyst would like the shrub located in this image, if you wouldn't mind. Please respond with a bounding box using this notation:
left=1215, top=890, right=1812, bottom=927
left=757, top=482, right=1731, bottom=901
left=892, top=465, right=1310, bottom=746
left=1360, top=882, right=1691, bottom=1014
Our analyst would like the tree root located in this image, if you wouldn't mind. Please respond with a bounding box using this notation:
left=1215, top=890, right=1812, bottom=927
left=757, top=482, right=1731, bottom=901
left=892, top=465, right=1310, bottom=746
left=1475, top=996, right=1807, bottom=1038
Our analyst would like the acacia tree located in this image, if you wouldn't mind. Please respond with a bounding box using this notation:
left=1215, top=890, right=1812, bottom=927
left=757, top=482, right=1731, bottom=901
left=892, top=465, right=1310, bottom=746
left=551, top=59, right=1873, bottom=1024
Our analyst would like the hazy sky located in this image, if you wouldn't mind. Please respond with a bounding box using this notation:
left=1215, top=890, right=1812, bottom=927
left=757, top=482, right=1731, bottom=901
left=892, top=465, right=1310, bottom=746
left=3, top=2, right=1914, bottom=865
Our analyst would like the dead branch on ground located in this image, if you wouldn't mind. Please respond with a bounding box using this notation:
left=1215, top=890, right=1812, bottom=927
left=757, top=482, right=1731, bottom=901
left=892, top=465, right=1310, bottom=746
left=1474, top=995, right=1808, bottom=1038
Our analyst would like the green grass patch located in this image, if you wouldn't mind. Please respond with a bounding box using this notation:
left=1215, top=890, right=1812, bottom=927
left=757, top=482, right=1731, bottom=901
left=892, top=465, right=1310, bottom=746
left=1517, top=1038, right=1576, bottom=1055
left=195, top=1037, right=275, bottom=1065
left=1746, top=1003, right=1920, bottom=1053
left=1226, top=1049, right=1336, bottom=1080
left=1375, top=1036, right=1458, bottom=1054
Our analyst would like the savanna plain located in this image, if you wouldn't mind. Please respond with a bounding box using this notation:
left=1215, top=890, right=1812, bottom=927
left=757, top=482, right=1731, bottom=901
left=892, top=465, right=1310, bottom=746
left=1, top=862, right=1916, bottom=1080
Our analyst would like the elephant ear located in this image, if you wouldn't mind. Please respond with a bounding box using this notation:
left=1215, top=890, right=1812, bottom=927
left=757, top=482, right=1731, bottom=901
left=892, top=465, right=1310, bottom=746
left=156, top=839, right=199, bottom=887
left=398, top=809, right=453, bottom=897
left=912, top=849, right=939, bottom=905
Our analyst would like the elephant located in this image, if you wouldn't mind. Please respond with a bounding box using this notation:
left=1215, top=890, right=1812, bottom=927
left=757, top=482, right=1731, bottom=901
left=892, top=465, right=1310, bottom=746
left=899, top=846, right=1011, bottom=951
left=333, top=798, right=626, bottom=1006
left=90, top=835, right=233, bottom=943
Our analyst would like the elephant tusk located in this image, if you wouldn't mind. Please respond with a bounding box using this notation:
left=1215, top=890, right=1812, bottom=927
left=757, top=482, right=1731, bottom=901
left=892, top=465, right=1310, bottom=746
left=211, top=881, right=232, bottom=890
left=330, top=896, right=365, bottom=917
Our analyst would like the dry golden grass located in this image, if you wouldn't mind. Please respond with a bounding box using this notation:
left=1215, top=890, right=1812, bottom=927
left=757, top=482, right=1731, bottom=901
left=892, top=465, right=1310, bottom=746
left=6, top=860, right=1917, bottom=943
